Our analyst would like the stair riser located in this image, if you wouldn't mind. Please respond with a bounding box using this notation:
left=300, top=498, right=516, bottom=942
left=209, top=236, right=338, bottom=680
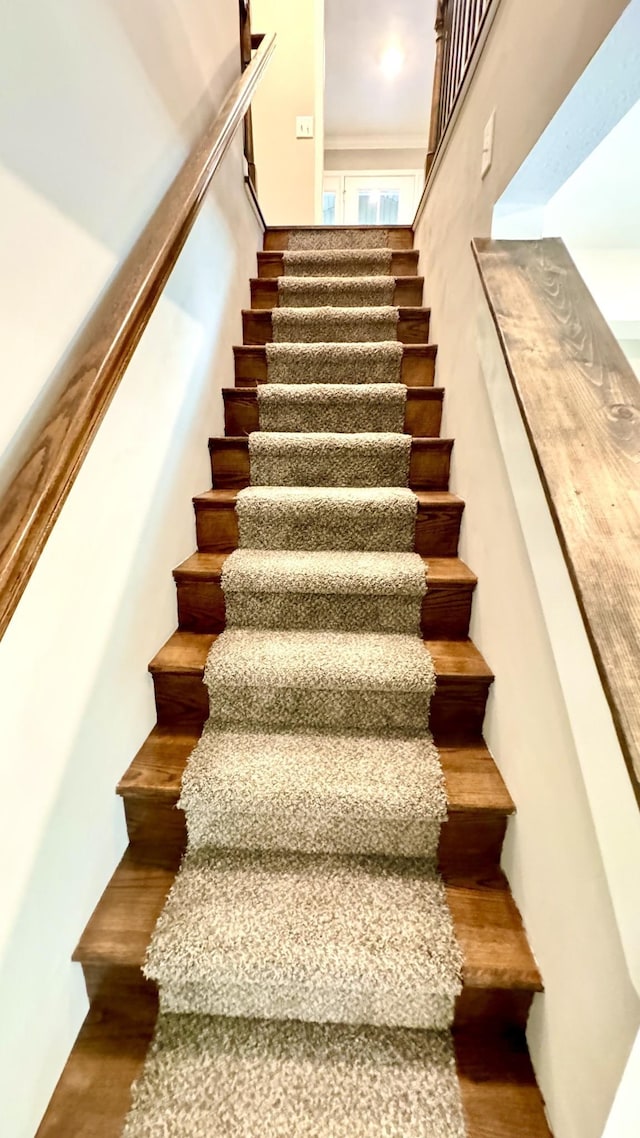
left=243, top=309, right=430, bottom=345
left=121, top=797, right=507, bottom=878
left=194, top=500, right=464, bottom=557
left=250, top=278, right=424, bottom=309
left=223, top=391, right=444, bottom=438
left=233, top=346, right=437, bottom=387
left=150, top=669, right=491, bottom=743
left=78, top=960, right=532, bottom=1033
left=264, top=228, right=414, bottom=251
left=257, top=250, right=420, bottom=278
left=176, top=577, right=474, bottom=639
left=209, top=439, right=452, bottom=491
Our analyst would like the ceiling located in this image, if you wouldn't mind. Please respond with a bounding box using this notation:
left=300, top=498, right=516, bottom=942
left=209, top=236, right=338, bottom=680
left=324, top=0, right=436, bottom=148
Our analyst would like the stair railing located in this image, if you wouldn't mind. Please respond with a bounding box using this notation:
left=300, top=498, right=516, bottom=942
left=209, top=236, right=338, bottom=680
left=0, top=31, right=275, bottom=643
left=426, top=0, right=495, bottom=175
left=473, top=236, right=640, bottom=808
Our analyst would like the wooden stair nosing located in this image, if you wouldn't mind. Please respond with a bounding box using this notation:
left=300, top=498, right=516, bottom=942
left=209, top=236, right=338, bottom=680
left=222, top=386, right=444, bottom=440
left=34, top=1003, right=552, bottom=1138
left=147, top=630, right=494, bottom=742
left=249, top=276, right=424, bottom=309
left=208, top=435, right=454, bottom=492
left=117, top=726, right=513, bottom=877
left=242, top=307, right=431, bottom=345
left=192, top=488, right=466, bottom=558
left=72, top=848, right=541, bottom=1033
left=118, top=729, right=512, bottom=815
left=263, top=226, right=415, bottom=251
left=257, top=249, right=420, bottom=278
left=232, top=343, right=438, bottom=388
left=173, top=550, right=477, bottom=640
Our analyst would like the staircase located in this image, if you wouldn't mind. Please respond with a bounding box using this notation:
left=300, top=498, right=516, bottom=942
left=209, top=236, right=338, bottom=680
left=37, top=225, right=552, bottom=1137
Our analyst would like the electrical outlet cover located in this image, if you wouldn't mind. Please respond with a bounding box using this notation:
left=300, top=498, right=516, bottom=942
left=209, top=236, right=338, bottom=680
left=296, top=115, right=314, bottom=139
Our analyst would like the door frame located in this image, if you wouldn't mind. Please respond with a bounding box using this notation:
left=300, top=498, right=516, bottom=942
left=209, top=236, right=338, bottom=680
left=322, top=169, right=424, bottom=225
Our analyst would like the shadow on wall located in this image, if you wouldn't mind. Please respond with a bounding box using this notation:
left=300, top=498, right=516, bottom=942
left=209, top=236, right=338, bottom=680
left=0, top=180, right=250, bottom=1138
left=0, top=0, right=239, bottom=258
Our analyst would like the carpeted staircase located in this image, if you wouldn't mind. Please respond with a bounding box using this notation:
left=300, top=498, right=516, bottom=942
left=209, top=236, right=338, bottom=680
left=123, top=226, right=467, bottom=1135
left=37, top=226, right=551, bottom=1138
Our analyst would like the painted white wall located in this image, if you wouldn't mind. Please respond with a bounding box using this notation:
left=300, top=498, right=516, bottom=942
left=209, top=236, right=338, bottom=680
left=251, top=0, right=325, bottom=225
left=414, top=1, right=640, bottom=1136
left=324, top=147, right=426, bottom=171
left=602, top=1030, right=640, bottom=1138
left=0, top=4, right=262, bottom=1137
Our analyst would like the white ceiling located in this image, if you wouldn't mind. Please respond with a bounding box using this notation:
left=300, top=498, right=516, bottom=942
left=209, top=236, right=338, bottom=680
left=324, top=0, right=436, bottom=147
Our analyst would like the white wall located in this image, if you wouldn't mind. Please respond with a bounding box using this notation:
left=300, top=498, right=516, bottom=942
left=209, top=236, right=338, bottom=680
left=414, top=2, right=640, bottom=1137
left=0, top=4, right=262, bottom=1137
left=251, top=0, right=325, bottom=225
left=324, top=147, right=426, bottom=171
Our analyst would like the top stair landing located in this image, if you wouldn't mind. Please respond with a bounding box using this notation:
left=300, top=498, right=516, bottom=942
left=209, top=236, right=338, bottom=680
left=264, top=226, right=415, bottom=251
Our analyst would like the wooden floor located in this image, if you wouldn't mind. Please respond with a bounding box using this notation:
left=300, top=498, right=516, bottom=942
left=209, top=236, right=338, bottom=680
left=35, top=224, right=553, bottom=1137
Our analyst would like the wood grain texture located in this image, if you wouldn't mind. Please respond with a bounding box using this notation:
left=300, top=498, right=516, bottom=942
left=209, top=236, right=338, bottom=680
left=147, top=630, right=494, bottom=740
left=173, top=550, right=476, bottom=638
left=208, top=435, right=453, bottom=490
left=222, top=386, right=444, bottom=438
left=257, top=250, right=420, bottom=278
left=117, top=730, right=510, bottom=875
left=0, top=33, right=276, bottom=643
left=242, top=307, right=431, bottom=344
left=473, top=237, right=640, bottom=801
left=263, top=226, right=414, bottom=251
left=249, top=277, right=425, bottom=309
left=192, top=487, right=465, bottom=556
left=36, top=1010, right=551, bottom=1138
left=71, top=849, right=538, bottom=1028
left=233, top=343, right=438, bottom=386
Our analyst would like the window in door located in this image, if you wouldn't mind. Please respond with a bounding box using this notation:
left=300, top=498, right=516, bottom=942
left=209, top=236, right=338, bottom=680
left=344, top=174, right=420, bottom=224
left=357, top=190, right=400, bottom=225
left=322, top=191, right=337, bottom=224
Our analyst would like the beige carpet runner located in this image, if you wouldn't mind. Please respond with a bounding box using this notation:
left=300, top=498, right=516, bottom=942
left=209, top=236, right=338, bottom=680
left=123, top=227, right=467, bottom=1137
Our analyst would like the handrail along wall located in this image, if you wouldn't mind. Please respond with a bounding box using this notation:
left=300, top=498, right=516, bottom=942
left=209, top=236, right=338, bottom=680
left=473, top=236, right=640, bottom=807
left=0, top=32, right=276, bottom=643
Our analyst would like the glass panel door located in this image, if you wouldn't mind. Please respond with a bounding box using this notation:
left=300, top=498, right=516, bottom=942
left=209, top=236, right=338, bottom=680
left=345, top=174, right=419, bottom=224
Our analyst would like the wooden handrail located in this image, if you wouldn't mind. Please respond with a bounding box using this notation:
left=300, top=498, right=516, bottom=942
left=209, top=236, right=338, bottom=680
left=239, top=0, right=258, bottom=190
left=0, top=31, right=275, bottom=643
left=473, top=237, right=640, bottom=805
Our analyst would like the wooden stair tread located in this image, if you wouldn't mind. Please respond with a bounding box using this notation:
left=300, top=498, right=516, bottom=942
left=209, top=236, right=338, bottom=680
left=173, top=550, right=476, bottom=587
left=249, top=276, right=424, bottom=309
left=118, top=727, right=513, bottom=817
left=242, top=307, right=431, bottom=345
left=148, top=630, right=493, bottom=681
left=35, top=1007, right=551, bottom=1138
left=233, top=342, right=438, bottom=391
left=193, top=487, right=464, bottom=509
left=73, top=848, right=540, bottom=993
left=264, top=226, right=414, bottom=252
left=224, top=385, right=444, bottom=400
left=257, top=249, right=420, bottom=278
left=208, top=435, right=453, bottom=492
left=222, top=386, right=445, bottom=439
left=210, top=434, right=452, bottom=447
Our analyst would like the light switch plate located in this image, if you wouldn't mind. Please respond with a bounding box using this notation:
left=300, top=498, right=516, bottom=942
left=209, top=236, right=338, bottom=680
left=296, top=115, right=314, bottom=139
left=481, top=110, right=495, bottom=178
